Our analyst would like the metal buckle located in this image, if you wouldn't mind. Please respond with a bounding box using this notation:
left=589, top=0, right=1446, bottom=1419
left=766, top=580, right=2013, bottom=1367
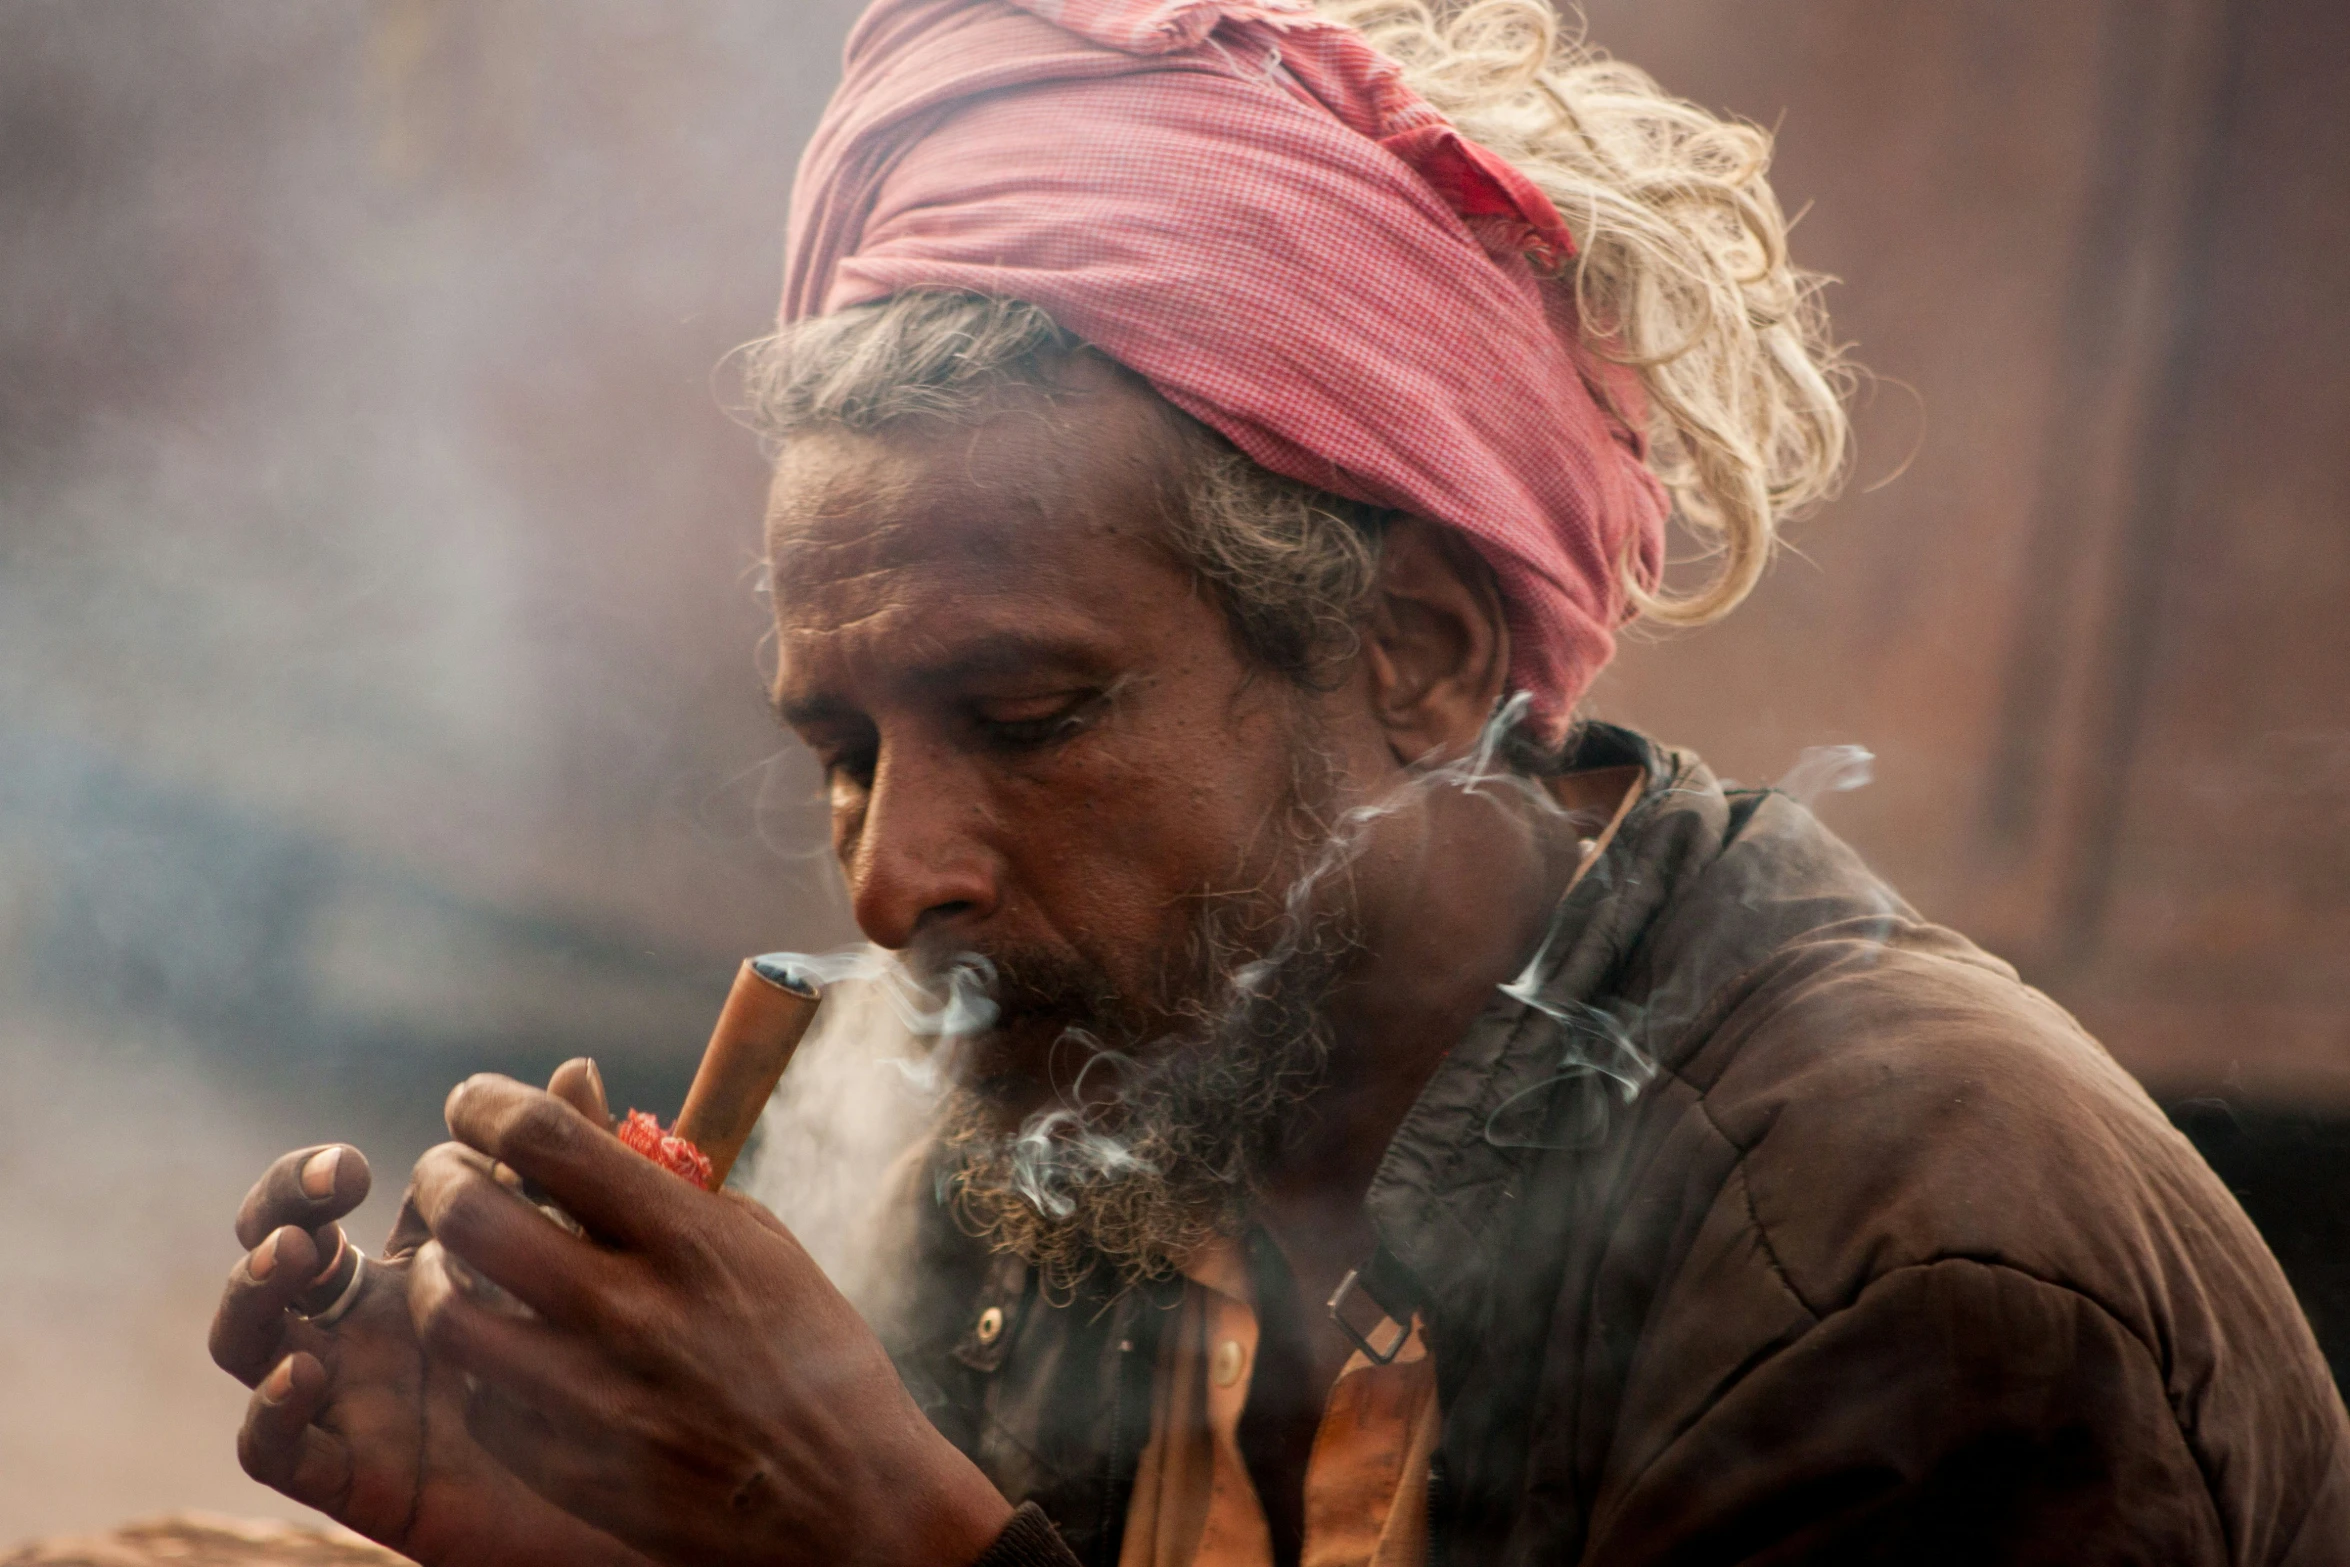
left=1326, top=1266, right=1410, bottom=1366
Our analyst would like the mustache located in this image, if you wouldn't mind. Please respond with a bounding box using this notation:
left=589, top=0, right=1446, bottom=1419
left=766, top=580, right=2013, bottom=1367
left=966, top=949, right=1128, bottom=1029
left=901, top=900, right=1244, bottom=1042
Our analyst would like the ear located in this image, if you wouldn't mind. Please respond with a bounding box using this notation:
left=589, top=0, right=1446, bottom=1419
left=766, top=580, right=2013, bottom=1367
left=1358, top=517, right=1510, bottom=765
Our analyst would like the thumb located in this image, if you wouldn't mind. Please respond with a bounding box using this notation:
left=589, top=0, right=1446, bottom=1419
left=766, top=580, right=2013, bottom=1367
left=546, top=1057, right=613, bottom=1130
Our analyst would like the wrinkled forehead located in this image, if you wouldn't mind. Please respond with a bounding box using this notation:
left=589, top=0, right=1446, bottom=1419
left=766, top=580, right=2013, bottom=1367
left=764, top=369, right=1185, bottom=617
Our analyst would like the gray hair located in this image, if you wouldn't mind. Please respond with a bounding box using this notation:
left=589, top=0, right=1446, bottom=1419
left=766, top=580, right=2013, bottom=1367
left=742, top=290, right=1391, bottom=689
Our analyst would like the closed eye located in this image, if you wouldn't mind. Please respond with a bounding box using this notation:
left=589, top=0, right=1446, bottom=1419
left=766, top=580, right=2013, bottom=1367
left=790, top=717, right=878, bottom=790
left=972, top=689, right=1104, bottom=752
left=817, top=742, right=877, bottom=791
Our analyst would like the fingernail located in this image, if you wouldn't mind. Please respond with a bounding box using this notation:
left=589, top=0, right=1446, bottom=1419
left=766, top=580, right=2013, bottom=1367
left=260, top=1356, right=295, bottom=1405
left=583, top=1057, right=605, bottom=1105
left=250, top=1229, right=283, bottom=1280
left=300, top=1148, right=342, bottom=1199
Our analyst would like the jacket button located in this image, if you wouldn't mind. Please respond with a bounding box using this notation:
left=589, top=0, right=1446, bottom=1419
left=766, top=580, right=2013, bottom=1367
left=975, top=1306, right=1005, bottom=1346
left=1211, top=1339, right=1247, bottom=1387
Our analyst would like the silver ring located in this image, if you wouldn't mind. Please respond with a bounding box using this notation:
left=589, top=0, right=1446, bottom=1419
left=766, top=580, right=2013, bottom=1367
left=304, top=1250, right=368, bottom=1328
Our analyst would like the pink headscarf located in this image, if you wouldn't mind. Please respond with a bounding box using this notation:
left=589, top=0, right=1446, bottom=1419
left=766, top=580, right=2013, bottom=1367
left=783, top=0, right=1668, bottom=740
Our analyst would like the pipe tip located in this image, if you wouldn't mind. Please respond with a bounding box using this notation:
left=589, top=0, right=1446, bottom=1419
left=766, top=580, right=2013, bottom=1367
left=748, top=953, right=821, bottom=998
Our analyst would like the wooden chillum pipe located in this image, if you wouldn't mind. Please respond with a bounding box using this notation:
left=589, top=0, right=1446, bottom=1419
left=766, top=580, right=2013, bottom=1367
left=672, top=956, right=822, bottom=1189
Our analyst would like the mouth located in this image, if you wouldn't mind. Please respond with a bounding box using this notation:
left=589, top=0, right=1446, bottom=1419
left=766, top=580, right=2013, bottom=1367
left=954, top=1007, right=1134, bottom=1122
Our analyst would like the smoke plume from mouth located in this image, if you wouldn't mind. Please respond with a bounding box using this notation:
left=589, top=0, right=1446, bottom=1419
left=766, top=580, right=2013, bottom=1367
left=936, top=693, right=1612, bottom=1294
left=748, top=696, right=1652, bottom=1305
left=739, top=886, right=1349, bottom=1306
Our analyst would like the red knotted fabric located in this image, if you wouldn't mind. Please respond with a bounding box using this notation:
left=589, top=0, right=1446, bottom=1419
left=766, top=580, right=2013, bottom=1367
left=783, top=0, right=1668, bottom=739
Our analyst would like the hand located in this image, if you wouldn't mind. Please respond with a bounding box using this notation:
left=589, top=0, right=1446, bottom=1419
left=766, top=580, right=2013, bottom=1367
left=209, top=1064, right=656, bottom=1567
left=405, top=1073, right=1013, bottom=1567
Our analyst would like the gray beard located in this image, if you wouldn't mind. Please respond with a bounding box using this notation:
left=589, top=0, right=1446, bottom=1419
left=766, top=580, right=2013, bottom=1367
left=936, top=927, right=1348, bottom=1295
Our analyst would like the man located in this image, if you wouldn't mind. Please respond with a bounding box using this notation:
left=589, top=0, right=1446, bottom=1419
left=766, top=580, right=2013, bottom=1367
left=210, top=1, right=2350, bottom=1563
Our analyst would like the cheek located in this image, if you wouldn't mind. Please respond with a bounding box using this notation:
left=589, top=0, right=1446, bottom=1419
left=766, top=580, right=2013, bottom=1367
left=992, top=709, right=1300, bottom=969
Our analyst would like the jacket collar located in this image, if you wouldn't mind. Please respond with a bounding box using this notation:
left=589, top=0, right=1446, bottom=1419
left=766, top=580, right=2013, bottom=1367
left=1361, top=722, right=1735, bottom=1328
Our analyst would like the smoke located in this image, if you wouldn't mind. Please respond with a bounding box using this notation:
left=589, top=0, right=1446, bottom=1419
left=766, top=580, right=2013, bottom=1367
left=0, top=1, right=867, bottom=1538
left=737, top=968, right=933, bottom=1316
left=735, top=948, right=1000, bottom=1316
left=1488, top=957, right=1656, bottom=1154
left=1776, top=743, right=1877, bottom=806
left=743, top=696, right=1654, bottom=1303
left=0, top=0, right=865, bottom=1104
left=1477, top=740, right=1885, bottom=1152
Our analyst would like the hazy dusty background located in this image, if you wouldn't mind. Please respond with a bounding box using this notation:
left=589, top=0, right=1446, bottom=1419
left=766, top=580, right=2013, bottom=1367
left=3, top=0, right=2344, bottom=1543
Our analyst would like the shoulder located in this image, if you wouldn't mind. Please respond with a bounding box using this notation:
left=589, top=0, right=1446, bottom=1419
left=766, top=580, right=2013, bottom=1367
left=1672, top=838, right=2236, bottom=1340
left=1617, top=781, right=2252, bottom=1323
left=1613, top=788, right=2349, bottom=1557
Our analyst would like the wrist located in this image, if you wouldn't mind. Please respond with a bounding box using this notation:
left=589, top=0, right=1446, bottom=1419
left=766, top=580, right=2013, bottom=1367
left=825, top=1417, right=1012, bottom=1567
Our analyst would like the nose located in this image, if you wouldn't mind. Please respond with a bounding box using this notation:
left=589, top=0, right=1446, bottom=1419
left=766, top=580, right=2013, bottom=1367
left=842, top=737, right=1002, bottom=951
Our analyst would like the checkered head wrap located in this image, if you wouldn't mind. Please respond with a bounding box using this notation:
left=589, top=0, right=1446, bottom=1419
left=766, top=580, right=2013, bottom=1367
left=783, top=0, right=1670, bottom=740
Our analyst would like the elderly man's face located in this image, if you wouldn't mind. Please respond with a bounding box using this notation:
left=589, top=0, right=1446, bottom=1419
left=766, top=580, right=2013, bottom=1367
left=768, top=365, right=1368, bottom=1274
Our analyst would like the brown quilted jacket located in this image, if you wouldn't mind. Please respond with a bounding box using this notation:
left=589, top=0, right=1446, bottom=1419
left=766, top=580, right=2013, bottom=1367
left=900, top=726, right=2350, bottom=1565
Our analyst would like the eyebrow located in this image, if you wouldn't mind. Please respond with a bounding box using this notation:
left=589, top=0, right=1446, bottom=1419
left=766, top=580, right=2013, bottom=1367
left=770, top=630, right=1117, bottom=729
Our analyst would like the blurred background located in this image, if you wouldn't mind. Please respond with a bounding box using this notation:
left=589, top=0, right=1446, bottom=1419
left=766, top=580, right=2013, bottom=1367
left=1, top=0, right=2343, bottom=1543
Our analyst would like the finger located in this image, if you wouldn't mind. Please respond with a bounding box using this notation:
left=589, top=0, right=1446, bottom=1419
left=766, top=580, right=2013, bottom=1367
left=291, top=1227, right=363, bottom=1319
left=546, top=1057, right=612, bottom=1129
left=444, top=1075, right=688, bottom=1249
left=408, top=1143, right=627, bottom=1326
left=210, top=1224, right=327, bottom=1384
left=409, top=1240, right=647, bottom=1425
left=235, top=1145, right=373, bottom=1250
left=238, top=1352, right=355, bottom=1510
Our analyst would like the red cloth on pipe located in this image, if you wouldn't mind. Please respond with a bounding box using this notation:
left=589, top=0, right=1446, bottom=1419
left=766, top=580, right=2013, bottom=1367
left=617, top=1110, right=716, bottom=1189
left=783, top=0, right=1668, bottom=738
